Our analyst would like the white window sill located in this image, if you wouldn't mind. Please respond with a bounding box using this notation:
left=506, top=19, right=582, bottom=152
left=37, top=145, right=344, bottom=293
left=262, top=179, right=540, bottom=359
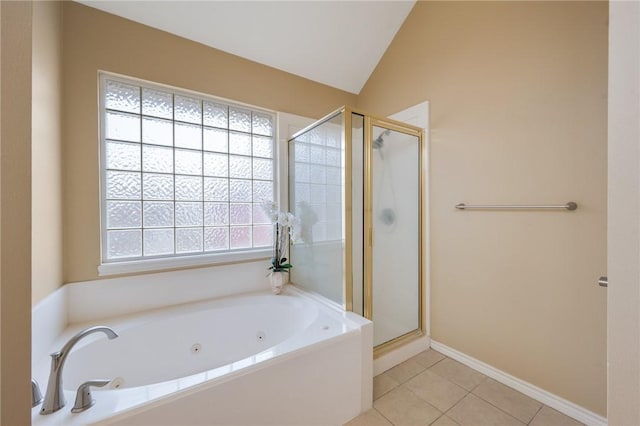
left=98, top=249, right=272, bottom=276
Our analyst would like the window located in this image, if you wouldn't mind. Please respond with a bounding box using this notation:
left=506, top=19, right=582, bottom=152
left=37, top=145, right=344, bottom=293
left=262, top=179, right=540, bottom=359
left=99, top=74, right=275, bottom=271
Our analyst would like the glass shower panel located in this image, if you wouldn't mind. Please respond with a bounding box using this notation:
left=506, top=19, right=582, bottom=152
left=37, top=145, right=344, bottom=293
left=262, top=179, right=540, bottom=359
left=289, top=112, right=345, bottom=304
left=371, top=125, right=421, bottom=346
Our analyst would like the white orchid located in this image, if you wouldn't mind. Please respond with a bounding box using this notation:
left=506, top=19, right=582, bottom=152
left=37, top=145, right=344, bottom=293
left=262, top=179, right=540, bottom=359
left=278, top=212, right=297, bottom=228
left=261, top=203, right=298, bottom=274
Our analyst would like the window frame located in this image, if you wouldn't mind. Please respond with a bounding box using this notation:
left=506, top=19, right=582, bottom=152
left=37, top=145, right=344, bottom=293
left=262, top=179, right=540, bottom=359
left=97, top=72, right=279, bottom=276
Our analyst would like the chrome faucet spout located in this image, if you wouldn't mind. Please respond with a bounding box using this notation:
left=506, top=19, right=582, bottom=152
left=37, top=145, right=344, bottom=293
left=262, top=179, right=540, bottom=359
left=40, top=326, right=118, bottom=415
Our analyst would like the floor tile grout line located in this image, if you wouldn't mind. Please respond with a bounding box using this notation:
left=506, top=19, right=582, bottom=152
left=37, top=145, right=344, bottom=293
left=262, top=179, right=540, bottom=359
left=397, top=355, right=475, bottom=416
left=373, top=373, right=402, bottom=401
left=372, top=407, right=395, bottom=426
left=385, top=363, right=428, bottom=385
left=464, top=391, right=531, bottom=425
left=415, top=353, right=447, bottom=371
left=425, top=356, right=448, bottom=372
left=527, top=405, right=545, bottom=425
left=425, top=356, right=489, bottom=391
left=427, top=412, right=454, bottom=426
left=399, top=381, right=446, bottom=414
left=469, top=380, right=543, bottom=425
left=404, top=375, right=470, bottom=415
left=440, top=388, right=471, bottom=422
left=466, top=375, right=488, bottom=394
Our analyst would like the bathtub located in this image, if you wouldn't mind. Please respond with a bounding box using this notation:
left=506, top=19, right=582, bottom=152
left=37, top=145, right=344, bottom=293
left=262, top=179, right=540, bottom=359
left=32, top=283, right=372, bottom=425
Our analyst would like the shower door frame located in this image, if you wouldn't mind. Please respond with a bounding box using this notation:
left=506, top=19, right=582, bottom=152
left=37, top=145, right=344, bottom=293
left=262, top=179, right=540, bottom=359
left=363, top=114, right=426, bottom=358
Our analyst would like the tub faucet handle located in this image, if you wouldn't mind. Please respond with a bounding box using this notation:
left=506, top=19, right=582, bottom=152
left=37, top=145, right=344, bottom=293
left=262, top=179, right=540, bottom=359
left=71, top=379, right=110, bottom=413
left=32, top=379, right=43, bottom=407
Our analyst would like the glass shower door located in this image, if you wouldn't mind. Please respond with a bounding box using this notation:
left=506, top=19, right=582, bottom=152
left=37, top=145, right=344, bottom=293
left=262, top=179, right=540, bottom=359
left=366, top=120, right=423, bottom=347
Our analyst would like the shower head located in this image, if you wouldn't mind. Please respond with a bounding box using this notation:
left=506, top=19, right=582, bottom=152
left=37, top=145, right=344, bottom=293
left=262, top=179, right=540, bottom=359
left=373, top=130, right=390, bottom=150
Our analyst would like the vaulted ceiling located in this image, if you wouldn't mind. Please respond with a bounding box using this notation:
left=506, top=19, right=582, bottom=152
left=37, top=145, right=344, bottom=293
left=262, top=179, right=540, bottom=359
left=77, top=1, right=416, bottom=94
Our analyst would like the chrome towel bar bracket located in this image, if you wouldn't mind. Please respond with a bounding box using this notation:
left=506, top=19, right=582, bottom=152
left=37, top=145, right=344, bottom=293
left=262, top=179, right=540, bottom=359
left=455, top=202, right=577, bottom=211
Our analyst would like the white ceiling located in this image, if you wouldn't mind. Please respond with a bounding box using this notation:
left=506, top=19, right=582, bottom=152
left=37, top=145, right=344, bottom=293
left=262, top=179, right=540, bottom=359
left=77, top=1, right=416, bottom=94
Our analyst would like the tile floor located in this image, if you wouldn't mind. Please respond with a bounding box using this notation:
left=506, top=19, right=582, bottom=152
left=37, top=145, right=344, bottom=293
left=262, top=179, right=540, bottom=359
left=345, top=349, right=585, bottom=426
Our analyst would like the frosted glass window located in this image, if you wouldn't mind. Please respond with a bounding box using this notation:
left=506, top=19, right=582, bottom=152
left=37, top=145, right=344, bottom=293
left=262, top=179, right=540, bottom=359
left=142, top=145, right=173, bottom=174
left=107, top=230, right=142, bottom=259
left=175, top=202, right=204, bottom=227
left=229, top=132, right=251, bottom=156
left=252, top=181, right=274, bottom=203
left=143, top=173, right=174, bottom=200
left=204, top=127, right=228, bottom=153
left=252, top=113, right=273, bottom=136
left=252, top=225, right=272, bottom=247
left=230, top=203, right=252, bottom=225
left=204, top=102, right=228, bottom=128
left=204, top=203, right=229, bottom=226
left=252, top=136, right=273, bottom=158
left=229, top=179, right=252, bottom=202
left=143, top=202, right=174, bottom=228
left=175, top=176, right=203, bottom=201
left=142, top=117, right=173, bottom=146
left=106, top=171, right=141, bottom=200
left=175, top=123, right=202, bottom=150
left=230, top=226, right=251, bottom=249
left=106, top=141, right=141, bottom=171
left=229, top=156, right=252, bottom=179
left=176, top=228, right=203, bottom=253
left=175, top=149, right=202, bottom=175
left=101, top=74, right=275, bottom=263
left=203, top=152, right=229, bottom=177
left=105, top=80, right=140, bottom=114
left=204, top=227, right=228, bottom=251
left=105, top=112, right=140, bottom=142
left=143, top=229, right=174, bottom=256
left=174, top=96, right=202, bottom=124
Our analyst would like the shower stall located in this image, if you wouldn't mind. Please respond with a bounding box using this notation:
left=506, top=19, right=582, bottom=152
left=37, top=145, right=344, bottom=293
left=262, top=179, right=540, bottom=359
left=288, top=107, right=425, bottom=355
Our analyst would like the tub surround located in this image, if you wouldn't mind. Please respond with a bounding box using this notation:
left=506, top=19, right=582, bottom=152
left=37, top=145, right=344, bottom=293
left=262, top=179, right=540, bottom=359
left=32, top=268, right=372, bottom=425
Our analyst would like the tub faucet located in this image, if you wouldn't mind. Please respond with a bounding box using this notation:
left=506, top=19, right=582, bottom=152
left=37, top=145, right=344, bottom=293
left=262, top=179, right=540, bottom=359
left=40, top=326, right=119, bottom=415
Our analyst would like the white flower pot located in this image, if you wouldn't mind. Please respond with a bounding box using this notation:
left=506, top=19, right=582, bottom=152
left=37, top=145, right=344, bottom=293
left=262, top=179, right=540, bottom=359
left=269, top=271, right=288, bottom=295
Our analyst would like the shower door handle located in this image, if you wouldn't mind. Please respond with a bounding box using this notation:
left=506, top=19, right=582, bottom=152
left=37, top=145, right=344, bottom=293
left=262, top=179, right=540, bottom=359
left=598, top=276, right=608, bottom=287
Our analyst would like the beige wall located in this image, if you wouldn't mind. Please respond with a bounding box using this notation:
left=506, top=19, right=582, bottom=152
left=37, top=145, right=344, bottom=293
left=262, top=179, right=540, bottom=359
left=62, top=2, right=356, bottom=284
left=358, top=1, right=608, bottom=415
left=32, top=1, right=63, bottom=306
left=1, top=1, right=33, bottom=424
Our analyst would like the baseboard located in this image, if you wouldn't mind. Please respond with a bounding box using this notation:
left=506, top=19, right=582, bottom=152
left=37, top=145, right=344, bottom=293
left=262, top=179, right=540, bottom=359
left=430, top=340, right=607, bottom=426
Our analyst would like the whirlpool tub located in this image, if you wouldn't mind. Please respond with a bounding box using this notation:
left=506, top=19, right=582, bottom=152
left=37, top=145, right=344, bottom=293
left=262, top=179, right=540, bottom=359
left=32, top=286, right=372, bottom=425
